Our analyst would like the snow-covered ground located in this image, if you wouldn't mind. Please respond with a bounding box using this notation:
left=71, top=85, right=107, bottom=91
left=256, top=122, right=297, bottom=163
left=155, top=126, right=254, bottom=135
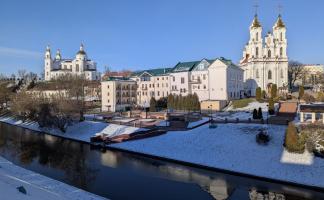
left=111, top=123, right=324, bottom=188
left=156, top=120, right=170, bottom=127
left=0, top=116, right=144, bottom=143
left=225, top=101, right=279, bottom=112
left=95, top=124, right=147, bottom=138
left=187, top=117, right=210, bottom=128
left=0, top=156, right=106, bottom=200
left=111, top=117, right=136, bottom=123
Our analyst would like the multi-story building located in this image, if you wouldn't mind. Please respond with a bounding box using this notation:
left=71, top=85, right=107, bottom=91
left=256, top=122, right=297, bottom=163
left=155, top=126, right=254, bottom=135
left=44, top=44, right=100, bottom=81
left=294, top=64, right=324, bottom=87
left=131, top=68, right=172, bottom=107
left=240, top=14, right=288, bottom=96
left=170, top=57, right=244, bottom=101
left=101, top=78, right=137, bottom=112
left=101, top=57, right=244, bottom=111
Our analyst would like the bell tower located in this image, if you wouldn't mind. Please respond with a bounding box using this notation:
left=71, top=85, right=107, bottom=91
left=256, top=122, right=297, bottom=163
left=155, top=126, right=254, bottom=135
left=44, top=45, right=52, bottom=81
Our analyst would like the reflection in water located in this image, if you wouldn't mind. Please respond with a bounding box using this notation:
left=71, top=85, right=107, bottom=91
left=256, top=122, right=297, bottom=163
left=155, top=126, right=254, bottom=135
left=0, top=122, right=324, bottom=200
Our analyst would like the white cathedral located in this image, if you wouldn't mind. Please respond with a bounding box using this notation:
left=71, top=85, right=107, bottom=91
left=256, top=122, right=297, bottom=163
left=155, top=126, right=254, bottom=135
left=240, top=14, right=288, bottom=96
left=44, top=44, right=100, bottom=81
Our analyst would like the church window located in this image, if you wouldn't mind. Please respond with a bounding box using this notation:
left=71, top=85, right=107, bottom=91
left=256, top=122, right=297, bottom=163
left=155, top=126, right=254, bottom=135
left=280, top=32, right=283, bottom=41
left=203, top=74, right=206, bottom=80
left=268, top=50, right=271, bottom=58
left=280, top=69, right=284, bottom=78
left=268, top=70, right=272, bottom=80
left=256, top=32, right=259, bottom=41
left=256, top=69, right=259, bottom=78
left=256, top=47, right=259, bottom=57
left=280, top=47, right=283, bottom=57
left=76, top=64, right=79, bottom=72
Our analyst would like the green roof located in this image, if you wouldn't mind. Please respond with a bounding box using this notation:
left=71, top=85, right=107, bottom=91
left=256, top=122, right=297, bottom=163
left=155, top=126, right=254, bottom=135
left=131, top=67, right=173, bottom=77
left=171, top=61, right=200, bottom=72
left=103, top=76, right=131, bottom=81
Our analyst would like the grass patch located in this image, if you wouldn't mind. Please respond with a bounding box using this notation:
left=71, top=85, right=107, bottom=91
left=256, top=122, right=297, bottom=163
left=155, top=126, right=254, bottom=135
left=232, top=98, right=255, bottom=109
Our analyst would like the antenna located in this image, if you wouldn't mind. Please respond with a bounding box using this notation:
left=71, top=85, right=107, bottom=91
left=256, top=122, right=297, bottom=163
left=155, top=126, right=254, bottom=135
left=253, top=0, right=259, bottom=15
left=278, top=0, right=283, bottom=15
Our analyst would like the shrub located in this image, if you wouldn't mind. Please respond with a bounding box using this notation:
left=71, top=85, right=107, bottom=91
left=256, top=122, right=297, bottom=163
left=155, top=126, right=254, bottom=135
left=256, top=87, right=261, bottom=101
left=149, top=97, right=157, bottom=112
left=256, top=130, right=270, bottom=145
left=303, top=93, right=315, bottom=103
left=252, top=109, right=258, bottom=119
left=261, top=90, right=266, bottom=99
left=271, top=84, right=277, bottom=98
left=268, top=98, right=275, bottom=115
left=285, top=122, right=305, bottom=153
left=299, top=86, right=304, bottom=99
left=257, top=107, right=263, bottom=119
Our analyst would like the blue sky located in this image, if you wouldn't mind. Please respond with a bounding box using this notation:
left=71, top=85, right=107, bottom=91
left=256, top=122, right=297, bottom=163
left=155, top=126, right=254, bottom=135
left=0, top=0, right=323, bottom=75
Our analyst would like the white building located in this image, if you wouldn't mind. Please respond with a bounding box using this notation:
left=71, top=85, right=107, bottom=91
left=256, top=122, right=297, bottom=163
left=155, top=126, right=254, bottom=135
left=131, top=68, right=172, bottom=107
left=44, top=44, right=100, bottom=81
left=101, top=78, right=137, bottom=112
left=101, top=57, right=244, bottom=111
left=240, top=14, right=288, bottom=96
left=170, top=58, right=244, bottom=101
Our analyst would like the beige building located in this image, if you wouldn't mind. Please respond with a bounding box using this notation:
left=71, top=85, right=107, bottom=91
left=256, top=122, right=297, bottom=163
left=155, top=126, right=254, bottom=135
left=131, top=68, right=172, bottom=107
left=101, top=78, right=137, bottom=112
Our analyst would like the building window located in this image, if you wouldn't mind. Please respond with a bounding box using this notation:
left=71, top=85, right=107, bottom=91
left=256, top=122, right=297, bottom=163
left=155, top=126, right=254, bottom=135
left=256, top=32, right=259, bottom=41
left=256, top=69, right=259, bottom=78
left=268, top=70, right=272, bottom=80
left=203, top=74, right=206, bottom=80
left=157, top=91, right=160, bottom=96
left=173, top=77, right=175, bottom=82
left=256, top=47, right=259, bottom=57
left=268, top=50, right=271, bottom=58
left=76, top=64, right=79, bottom=72
left=280, top=32, right=283, bottom=41
left=280, top=69, right=284, bottom=78
left=181, top=77, right=185, bottom=84
left=203, top=85, right=206, bottom=89
left=280, top=47, right=283, bottom=57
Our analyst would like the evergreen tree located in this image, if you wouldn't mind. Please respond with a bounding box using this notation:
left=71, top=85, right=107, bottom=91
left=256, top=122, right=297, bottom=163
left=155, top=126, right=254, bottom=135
left=256, top=87, right=261, bottom=101
left=261, top=90, right=266, bottom=99
left=193, top=93, right=200, bottom=111
left=299, top=86, right=304, bottom=99
left=257, top=107, right=263, bottom=119
left=149, top=97, right=157, bottom=112
left=268, top=98, right=275, bottom=115
left=252, top=109, right=258, bottom=119
left=271, top=84, right=277, bottom=98
left=167, top=94, right=174, bottom=110
left=285, top=122, right=305, bottom=153
left=174, top=95, right=179, bottom=110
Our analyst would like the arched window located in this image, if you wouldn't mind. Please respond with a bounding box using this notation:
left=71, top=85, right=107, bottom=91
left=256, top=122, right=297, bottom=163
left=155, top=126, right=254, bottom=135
left=256, top=69, right=259, bottom=78
left=256, top=32, right=259, bottom=41
left=256, top=47, right=259, bottom=57
left=280, top=32, right=283, bottom=41
left=268, top=50, right=271, bottom=58
left=268, top=70, right=272, bottom=80
left=280, top=47, right=283, bottom=57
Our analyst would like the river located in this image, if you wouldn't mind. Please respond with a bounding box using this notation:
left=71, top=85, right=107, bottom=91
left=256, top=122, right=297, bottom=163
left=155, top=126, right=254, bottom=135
left=0, top=122, right=323, bottom=200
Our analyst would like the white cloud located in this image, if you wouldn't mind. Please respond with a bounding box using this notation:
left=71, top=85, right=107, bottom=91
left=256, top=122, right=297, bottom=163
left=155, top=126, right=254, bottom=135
left=0, top=46, right=42, bottom=58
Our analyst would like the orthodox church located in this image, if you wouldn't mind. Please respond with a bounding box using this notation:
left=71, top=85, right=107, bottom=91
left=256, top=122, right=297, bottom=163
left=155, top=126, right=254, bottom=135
left=44, top=44, right=100, bottom=81
left=240, top=14, right=288, bottom=96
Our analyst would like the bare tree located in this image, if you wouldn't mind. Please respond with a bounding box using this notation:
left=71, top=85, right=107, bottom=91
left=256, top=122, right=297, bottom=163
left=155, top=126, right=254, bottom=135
left=17, top=69, right=27, bottom=80
left=288, top=60, right=308, bottom=88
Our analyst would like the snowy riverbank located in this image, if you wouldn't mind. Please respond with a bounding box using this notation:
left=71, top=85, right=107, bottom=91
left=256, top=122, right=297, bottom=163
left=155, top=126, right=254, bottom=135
left=0, top=115, right=146, bottom=143
left=0, top=156, right=107, bottom=200
left=111, top=123, right=324, bottom=189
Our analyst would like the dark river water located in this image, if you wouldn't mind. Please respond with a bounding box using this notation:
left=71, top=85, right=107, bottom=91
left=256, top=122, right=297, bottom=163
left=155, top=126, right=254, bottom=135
left=0, top=122, right=324, bottom=200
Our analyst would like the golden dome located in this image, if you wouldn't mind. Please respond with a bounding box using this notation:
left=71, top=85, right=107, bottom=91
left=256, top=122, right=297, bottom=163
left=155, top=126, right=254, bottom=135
left=251, top=14, right=262, bottom=28
left=275, top=14, right=285, bottom=28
